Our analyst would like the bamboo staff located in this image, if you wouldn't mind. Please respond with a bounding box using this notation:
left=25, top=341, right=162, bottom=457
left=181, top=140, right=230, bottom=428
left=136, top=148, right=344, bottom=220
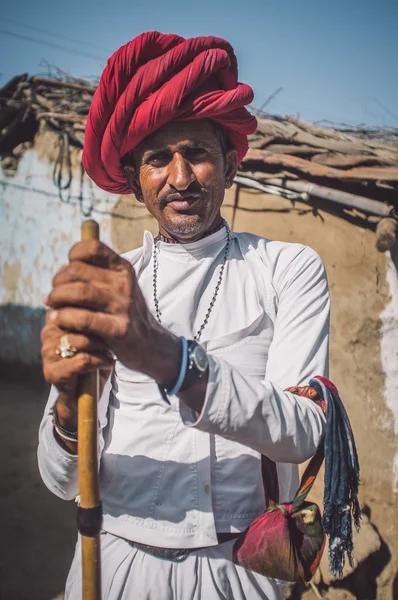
left=77, top=219, right=101, bottom=600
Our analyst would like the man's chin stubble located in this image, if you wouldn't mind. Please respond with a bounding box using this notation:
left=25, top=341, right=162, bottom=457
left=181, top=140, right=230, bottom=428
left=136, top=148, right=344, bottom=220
left=163, top=213, right=205, bottom=240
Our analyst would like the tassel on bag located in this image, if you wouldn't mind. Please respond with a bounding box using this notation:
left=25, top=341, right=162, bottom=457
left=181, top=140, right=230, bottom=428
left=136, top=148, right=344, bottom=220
left=232, top=376, right=361, bottom=583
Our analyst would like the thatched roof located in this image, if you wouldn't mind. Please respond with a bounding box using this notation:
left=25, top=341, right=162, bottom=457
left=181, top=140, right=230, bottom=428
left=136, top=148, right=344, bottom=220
left=1, top=72, right=397, bottom=247
left=0, top=73, right=93, bottom=170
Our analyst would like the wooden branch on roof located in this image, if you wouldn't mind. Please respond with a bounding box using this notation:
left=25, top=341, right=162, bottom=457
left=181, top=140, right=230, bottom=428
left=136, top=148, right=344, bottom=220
left=256, top=117, right=398, bottom=160
left=310, top=153, right=395, bottom=168
left=286, top=115, right=351, bottom=140
left=72, top=123, right=87, bottom=132
left=264, top=144, right=328, bottom=157
left=313, top=120, right=398, bottom=141
left=22, top=87, right=54, bottom=111
left=30, top=77, right=96, bottom=94
left=243, top=149, right=398, bottom=181
left=236, top=173, right=396, bottom=219
left=247, top=135, right=277, bottom=149
left=337, top=166, right=398, bottom=181
left=37, top=112, right=87, bottom=124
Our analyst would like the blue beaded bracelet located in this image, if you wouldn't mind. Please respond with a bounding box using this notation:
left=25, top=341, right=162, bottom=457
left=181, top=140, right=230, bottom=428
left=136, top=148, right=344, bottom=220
left=166, top=336, right=189, bottom=396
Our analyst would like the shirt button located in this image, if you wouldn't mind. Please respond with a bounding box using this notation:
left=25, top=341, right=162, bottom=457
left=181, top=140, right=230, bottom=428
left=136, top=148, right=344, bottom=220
left=204, top=484, right=211, bottom=495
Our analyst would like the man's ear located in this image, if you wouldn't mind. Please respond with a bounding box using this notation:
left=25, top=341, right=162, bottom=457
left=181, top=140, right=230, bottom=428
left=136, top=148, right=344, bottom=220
left=224, top=149, right=238, bottom=189
left=124, top=165, right=144, bottom=202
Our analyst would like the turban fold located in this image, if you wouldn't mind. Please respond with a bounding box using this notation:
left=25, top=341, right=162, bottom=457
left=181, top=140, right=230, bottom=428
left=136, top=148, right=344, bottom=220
left=82, top=31, right=257, bottom=194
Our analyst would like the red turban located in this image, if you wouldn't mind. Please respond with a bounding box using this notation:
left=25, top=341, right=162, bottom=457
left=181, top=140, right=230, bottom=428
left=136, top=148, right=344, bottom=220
left=82, top=31, right=257, bottom=194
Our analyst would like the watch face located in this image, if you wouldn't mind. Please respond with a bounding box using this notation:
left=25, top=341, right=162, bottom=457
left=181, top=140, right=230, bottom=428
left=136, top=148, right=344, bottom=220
left=192, top=345, right=208, bottom=373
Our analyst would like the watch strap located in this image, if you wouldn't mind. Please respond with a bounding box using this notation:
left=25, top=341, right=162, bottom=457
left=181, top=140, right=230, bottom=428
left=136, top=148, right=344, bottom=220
left=179, top=340, right=208, bottom=392
left=160, top=339, right=209, bottom=402
left=166, top=336, right=189, bottom=396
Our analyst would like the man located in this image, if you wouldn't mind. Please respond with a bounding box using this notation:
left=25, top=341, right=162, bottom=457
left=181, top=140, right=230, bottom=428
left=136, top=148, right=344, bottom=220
left=38, top=32, right=329, bottom=599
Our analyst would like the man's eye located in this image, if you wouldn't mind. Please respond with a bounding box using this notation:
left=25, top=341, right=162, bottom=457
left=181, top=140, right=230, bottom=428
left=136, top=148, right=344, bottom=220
left=187, top=148, right=207, bottom=160
left=148, top=153, right=169, bottom=166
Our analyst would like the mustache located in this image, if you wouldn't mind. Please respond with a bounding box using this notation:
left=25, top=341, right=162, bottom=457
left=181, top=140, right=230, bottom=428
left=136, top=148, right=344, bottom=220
left=157, top=182, right=206, bottom=206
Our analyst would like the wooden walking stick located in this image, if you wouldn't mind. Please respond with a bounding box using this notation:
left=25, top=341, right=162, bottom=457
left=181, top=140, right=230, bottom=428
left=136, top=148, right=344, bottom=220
left=77, top=219, right=102, bottom=600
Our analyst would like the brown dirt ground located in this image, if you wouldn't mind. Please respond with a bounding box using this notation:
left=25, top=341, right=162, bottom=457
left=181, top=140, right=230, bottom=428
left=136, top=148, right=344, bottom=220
left=0, top=371, right=76, bottom=600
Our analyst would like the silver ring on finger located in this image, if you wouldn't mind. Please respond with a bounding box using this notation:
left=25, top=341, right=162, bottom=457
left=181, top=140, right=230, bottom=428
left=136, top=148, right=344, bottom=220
left=55, top=334, right=78, bottom=359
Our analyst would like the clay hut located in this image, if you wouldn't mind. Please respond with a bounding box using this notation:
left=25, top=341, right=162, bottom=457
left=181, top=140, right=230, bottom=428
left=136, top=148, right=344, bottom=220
left=0, top=73, right=397, bottom=600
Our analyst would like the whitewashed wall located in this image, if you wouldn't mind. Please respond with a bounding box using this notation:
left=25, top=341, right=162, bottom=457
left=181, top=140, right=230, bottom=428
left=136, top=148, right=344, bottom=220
left=380, top=254, right=398, bottom=491
left=0, top=149, right=119, bottom=364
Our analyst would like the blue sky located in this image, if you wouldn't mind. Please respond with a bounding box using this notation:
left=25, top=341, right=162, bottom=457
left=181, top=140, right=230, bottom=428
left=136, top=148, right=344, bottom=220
left=1, top=0, right=397, bottom=127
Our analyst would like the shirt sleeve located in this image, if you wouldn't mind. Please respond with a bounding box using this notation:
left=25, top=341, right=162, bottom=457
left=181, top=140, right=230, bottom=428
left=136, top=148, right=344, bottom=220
left=37, top=378, right=111, bottom=501
left=179, top=245, right=329, bottom=464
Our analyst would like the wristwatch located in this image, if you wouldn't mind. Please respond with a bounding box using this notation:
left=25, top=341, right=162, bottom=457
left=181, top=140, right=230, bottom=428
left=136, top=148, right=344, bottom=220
left=180, top=340, right=209, bottom=392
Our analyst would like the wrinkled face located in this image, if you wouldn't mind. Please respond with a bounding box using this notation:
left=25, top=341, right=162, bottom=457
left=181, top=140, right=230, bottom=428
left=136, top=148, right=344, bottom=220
left=124, top=120, right=237, bottom=242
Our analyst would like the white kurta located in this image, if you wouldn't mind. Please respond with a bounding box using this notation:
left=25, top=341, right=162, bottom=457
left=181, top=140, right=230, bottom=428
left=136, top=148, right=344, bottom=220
left=38, top=227, right=330, bottom=599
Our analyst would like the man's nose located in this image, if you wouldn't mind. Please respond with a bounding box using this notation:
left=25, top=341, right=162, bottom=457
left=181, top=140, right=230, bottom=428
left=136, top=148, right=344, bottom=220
left=167, top=153, right=195, bottom=190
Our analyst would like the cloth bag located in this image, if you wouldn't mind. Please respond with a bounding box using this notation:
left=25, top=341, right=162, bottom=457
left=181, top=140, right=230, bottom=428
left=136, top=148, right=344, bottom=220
left=232, top=376, right=361, bottom=583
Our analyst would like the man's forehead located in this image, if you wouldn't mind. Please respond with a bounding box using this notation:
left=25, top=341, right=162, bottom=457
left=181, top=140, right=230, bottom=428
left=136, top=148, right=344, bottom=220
left=138, top=120, right=217, bottom=152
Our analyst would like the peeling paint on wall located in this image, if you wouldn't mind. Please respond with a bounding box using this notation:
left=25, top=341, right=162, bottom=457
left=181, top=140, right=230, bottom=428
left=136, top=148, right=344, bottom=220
left=0, top=148, right=118, bottom=363
left=380, top=254, right=398, bottom=491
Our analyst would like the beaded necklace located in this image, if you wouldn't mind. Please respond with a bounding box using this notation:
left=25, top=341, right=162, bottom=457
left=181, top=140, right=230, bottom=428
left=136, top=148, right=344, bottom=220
left=152, top=220, right=231, bottom=342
